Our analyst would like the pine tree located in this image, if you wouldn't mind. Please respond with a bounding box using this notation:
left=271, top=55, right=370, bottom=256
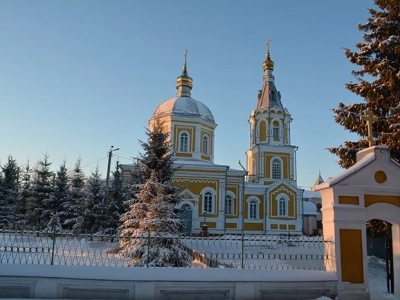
left=328, top=0, right=400, bottom=236
left=104, top=163, right=129, bottom=234
left=81, top=166, right=107, bottom=234
left=64, top=158, right=86, bottom=233
left=27, top=154, right=54, bottom=229
left=45, top=161, right=70, bottom=229
left=328, top=0, right=400, bottom=168
left=115, top=117, right=191, bottom=267
left=16, top=161, right=33, bottom=225
left=0, top=155, right=20, bottom=226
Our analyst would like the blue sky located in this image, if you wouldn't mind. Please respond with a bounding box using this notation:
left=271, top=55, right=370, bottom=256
left=0, top=0, right=374, bottom=188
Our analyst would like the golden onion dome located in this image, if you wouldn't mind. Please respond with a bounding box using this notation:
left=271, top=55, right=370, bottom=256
left=262, top=50, right=274, bottom=71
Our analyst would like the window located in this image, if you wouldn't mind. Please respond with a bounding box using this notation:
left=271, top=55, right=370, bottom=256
left=273, top=127, right=279, bottom=140
left=279, top=198, right=286, bottom=216
left=202, top=136, right=209, bottom=155
left=179, top=132, right=189, bottom=152
left=272, top=158, right=282, bottom=179
left=203, top=192, right=213, bottom=213
left=225, top=195, right=233, bottom=215
left=249, top=199, right=258, bottom=219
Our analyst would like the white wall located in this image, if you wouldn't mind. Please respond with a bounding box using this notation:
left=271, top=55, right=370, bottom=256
left=0, top=264, right=337, bottom=300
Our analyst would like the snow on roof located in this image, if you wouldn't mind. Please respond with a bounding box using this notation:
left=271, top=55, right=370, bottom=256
left=303, top=201, right=319, bottom=216
left=303, top=190, right=321, bottom=199
left=153, top=96, right=215, bottom=124
left=315, top=152, right=376, bottom=190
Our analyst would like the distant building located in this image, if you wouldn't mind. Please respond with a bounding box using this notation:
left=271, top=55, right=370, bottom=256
left=121, top=44, right=322, bottom=235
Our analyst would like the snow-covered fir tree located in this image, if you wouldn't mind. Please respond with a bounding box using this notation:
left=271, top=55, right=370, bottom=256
left=27, top=154, right=54, bottom=229
left=0, top=156, right=20, bottom=226
left=44, top=161, right=70, bottom=230
left=328, top=0, right=400, bottom=168
left=115, top=117, right=191, bottom=267
left=103, top=163, right=129, bottom=234
left=16, top=161, right=32, bottom=226
left=81, top=166, right=107, bottom=234
left=64, top=158, right=86, bottom=233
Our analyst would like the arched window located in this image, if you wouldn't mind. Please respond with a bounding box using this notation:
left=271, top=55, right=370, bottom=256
left=179, top=132, right=189, bottom=152
left=249, top=199, right=258, bottom=219
left=203, top=192, right=213, bottom=213
left=202, top=136, right=209, bottom=155
left=225, top=195, right=233, bottom=215
left=279, top=198, right=286, bottom=216
left=272, top=158, right=282, bottom=179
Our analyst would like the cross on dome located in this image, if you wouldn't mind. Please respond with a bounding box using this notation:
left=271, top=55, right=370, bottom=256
left=266, top=37, right=271, bottom=53
left=360, top=108, right=379, bottom=147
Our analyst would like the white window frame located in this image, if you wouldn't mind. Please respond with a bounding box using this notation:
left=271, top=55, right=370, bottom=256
left=225, top=192, right=235, bottom=215
left=271, top=157, right=283, bottom=179
left=201, top=187, right=216, bottom=214
left=179, top=131, right=190, bottom=152
left=202, top=135, right=209, bottom=155
left=246, top=197, right=260, bottom=220
left=276, top=193, right=289, bottom=217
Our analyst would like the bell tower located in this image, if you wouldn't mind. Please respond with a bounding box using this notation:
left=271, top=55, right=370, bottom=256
left=246, top=39, right=298, bottom=185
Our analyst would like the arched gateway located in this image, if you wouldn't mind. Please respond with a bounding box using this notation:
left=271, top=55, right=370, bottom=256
left=315, top=145, right=400, bottom=300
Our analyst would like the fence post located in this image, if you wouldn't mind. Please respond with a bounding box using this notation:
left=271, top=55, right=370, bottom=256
left=50, top=222, right=56, bottom=266
left=146, top=231, right=150, bottom=268
left=241, top=232, right=244, bottom=269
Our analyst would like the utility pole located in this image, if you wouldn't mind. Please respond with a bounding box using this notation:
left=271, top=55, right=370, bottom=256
left=106, top=145, right=119, bottom=186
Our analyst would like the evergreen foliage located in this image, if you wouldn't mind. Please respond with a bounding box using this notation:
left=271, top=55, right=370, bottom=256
left=16, top=161, right=32, bottom=225
left=104, top=163, right=129, bottom=233
left=82, top=166, right=107, bottom=233
left=328, top=0, right=400, bottom=168
left=27, top=154, right=54, bottom=228
left=64, top=158, right=86, bottom=233
left=116, top=117, right=191, bottom=267
left=45, top=161, right=70, bottom=228
left=328, top=0, right=400, bottom=235
left=0, top=156, right=20, bottom=226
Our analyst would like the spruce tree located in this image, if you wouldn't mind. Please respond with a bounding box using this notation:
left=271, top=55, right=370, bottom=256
left=27, top=154, right=54, bottom=229
left=328, top=0, right=400, bottom=168
left=16, top=161, right=33, bottom=225
left=0, top=155, right=20, bottom=226
left=116, top=117, right=191, bottom=267
left=45, top=161, right=70, bottom=229
left=104, top=163, right=129, bottom=233
left=64, top=158, right=86, bottom=233
left=81, top=166, right=107, bottom=234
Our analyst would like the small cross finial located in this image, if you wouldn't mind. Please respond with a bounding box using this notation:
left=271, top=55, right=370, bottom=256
left=360, top=108, right=379, bottom=147
left=184, top=48, right=188, bottom=64
left=266, top=37, right=271, bottom=52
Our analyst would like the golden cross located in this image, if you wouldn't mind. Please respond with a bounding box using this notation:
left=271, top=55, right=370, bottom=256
left=184, top=48, right=188, bottom=64
left=266, top=37, right=271, bottom=52
left=360, top=108, right=379, bottom=147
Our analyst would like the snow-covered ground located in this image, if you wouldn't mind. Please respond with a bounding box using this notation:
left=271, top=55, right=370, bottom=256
left=0, top=232, right=398, bottom=299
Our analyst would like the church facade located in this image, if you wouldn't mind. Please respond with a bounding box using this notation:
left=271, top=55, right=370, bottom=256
left=121, top=45, right=318, bottom=234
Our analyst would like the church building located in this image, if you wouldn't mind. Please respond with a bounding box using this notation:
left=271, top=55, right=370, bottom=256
left=121, top=44, right=319, bottom=234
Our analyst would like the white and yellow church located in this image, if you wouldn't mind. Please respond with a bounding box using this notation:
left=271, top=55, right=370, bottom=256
left=121, top=45, right=320, bottom=234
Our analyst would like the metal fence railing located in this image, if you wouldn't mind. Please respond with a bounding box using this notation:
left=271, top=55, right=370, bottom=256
left=0, top=228, right=331, bottom=270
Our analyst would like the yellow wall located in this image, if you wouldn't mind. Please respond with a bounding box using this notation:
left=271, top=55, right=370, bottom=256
left=364, top=194, right=400, bottom=208
left=338, top=196, right=359, bottom=205
left=174, top=125, right=195, bottom=152
left=226, top=223, right=237, bottom=229
left=244, top=194, right=264, bottom=219
left=264, top=152, right=290, bottom=179
left=244, top=223, right=263, bottom=231
left=173, top=178, right=219, bottom=218
left=269, top=183, right=296, bottom=219
left=340, top=229, right=364, bottom=283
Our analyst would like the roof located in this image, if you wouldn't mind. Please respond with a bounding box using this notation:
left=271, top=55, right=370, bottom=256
left=313, top=174, right=324, bottom=186
left=153, top=96, right=215, bottom=124
left=303, top=190, right=321, bottom=199
left=257, top=81, right=283, bottom=110
left=303, top=201, right=319, bottom=216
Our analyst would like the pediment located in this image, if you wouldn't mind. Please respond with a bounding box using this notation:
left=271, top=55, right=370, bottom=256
left=179, top=188, right=200, bottom=202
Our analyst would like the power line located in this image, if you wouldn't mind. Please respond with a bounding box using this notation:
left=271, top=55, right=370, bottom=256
left=81, top=156, right=108, bottom=169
